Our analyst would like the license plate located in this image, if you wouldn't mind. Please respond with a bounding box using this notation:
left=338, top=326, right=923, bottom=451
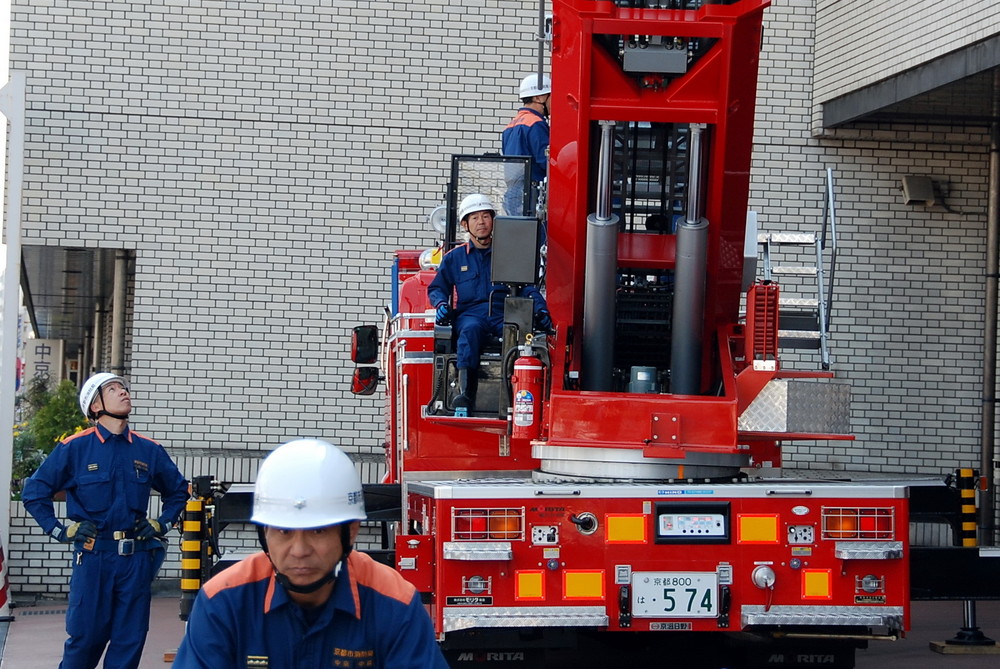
left=632, top=572, right=718, bottom=618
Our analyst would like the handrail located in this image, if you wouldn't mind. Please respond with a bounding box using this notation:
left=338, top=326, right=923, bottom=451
left=822, top=167, right=839, bottom=332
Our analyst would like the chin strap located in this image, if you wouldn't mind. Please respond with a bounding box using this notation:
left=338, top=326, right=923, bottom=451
left=258, top=524, right=353, bottom=595
left=95, top=409, right=129, bottom=420
left=475, top=234, right=492, bottom=244
left=92, top=388, right=129, bottom=420
left=275, top=565, right=340, bottom=595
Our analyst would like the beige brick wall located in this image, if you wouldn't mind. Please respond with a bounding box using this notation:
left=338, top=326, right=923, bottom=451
left=755, top=1, right=991, bottom=475
left=9, top=0, right=544, bottom=600
left=7, top=0, right=997, bottom=596
left=11, top=0, right=542, bottom=460
left=814, top=0, right=1000, bottom=108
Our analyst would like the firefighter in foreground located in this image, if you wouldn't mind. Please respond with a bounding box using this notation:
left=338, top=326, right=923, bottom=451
left=22, top=372, right=189, bottom=669
left=173, top=439, right=449, bottom=669
left=428, top=193, right=552, bottom=415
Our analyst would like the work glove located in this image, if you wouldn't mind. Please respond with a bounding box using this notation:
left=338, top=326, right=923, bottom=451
left=435, top=303, right=453, bottom=326
left=51, top=520, right=97, bottom=543
left=534, top=309, right=554, bottom=333
left=134, top=517, right=166, bottom=540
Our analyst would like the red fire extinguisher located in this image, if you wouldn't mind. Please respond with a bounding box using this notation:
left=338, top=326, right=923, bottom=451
left=511, top=345, right=546, bottom=441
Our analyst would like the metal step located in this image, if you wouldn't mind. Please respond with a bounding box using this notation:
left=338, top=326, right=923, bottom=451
left=779, top=329, right=820, bottom=339
left=758, top=232, right=816, bottom=245
left=738, top=302, right=819, bottom=322
left=738, top=378, right=850, bottom=434
left=779, top=329, right=822, bottom=349
left=444, top=606, right=609, bottom=633
left=771, top=265, right=817, bottom=276
left=780, top=296, right=819, bottom=308
left=741, top=604, right=902, bottom=628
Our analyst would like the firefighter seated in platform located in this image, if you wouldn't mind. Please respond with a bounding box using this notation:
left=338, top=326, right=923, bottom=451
left=428, top=193, right=552, bottom=416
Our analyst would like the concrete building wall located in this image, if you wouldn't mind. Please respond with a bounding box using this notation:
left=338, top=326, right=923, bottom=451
left=814, top=0, right=1000, bottom=105
left=6, top=0, right=996, bottom=595
left=8, top=0, right=543, bottom=599
left=11, top=0, right=540, bottom=461
left=754, top=0, right=990, bottom=474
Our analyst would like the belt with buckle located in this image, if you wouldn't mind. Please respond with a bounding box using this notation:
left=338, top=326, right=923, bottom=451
left=83, top=536, right=159, bottom=555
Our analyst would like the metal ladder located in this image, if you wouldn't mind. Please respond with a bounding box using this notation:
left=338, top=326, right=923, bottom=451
left=758, top=168, right=839, bottom=370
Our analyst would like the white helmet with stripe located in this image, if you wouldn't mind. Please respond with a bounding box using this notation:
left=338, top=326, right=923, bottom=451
left=79, top=372, right=128, bottom=419
left=458, top=193, right=496, bottom=224
left=251, top=439, right=367, bottom=529
left=519, top=73, right=551, bottom=98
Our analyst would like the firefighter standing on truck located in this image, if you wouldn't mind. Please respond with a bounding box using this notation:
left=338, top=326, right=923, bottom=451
left=502, top=73, right=551, bottom=215
left=173, top=439, right=449, bottom=669
left=428, top=193, right=552, bottom=415
left=22, top=372, right=189, bottom=669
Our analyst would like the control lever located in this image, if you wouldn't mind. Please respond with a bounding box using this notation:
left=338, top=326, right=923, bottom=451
left=569, top=512, right=598, bottom=534
left=618, top=585, right=631, bottom=628
left=751, top=565, right=776, bottom=612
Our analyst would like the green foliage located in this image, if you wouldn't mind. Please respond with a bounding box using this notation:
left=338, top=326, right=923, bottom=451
left=19, top=376, right=52, bottom=416
left=31, top=380, right=87, bottom=452
left=11, top=426, right=41, bottom=499
left=11, top=377, right=87, bottom=500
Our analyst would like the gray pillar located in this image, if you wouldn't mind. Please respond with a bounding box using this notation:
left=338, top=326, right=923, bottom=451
left=670, top=218, right=709, bottom=395
left=670, top=123, right=709, bottom=395
left=92, top=302, right=104, bottom=373
left=582, top=121, right=619, bottom=391
left=111, top=250, right=128, bottom=376
left=982, top=70, right=1000, bottom=546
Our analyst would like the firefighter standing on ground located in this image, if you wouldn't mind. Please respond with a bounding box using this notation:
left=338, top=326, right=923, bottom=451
left=428, top=193, right=552, bottom=415
left=22, top=372, right=189, bottom=669
left=173, top=439, right=449, bottom=669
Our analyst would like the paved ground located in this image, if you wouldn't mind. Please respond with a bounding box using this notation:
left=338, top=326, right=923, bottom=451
left=854, top=600, right=1000, bottom=668
left=0, top=596, right=185, bottom=668
left=0, top=595, right=997, bottom=667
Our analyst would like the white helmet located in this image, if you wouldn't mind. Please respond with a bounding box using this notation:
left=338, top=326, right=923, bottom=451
left=251, top=439, right=366, bottom=529
left=519, top=73, right=551, bottom=99
left=79, top=372, right=128, bottom=418
left=458, top=193, right=496, bottom=223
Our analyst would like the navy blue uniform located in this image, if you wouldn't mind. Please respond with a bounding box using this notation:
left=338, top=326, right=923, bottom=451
left=22, top=424, right=188, bottom=669
left=502, top=107, right=550, bottom=216
left=173, top=550, right=449, bottom=669
left=502, top=107, right=549, bottom=183
left=428, top=241, right=546, bottom=369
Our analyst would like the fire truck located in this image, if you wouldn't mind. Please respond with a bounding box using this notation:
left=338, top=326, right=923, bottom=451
left=184, top=1, right=999, bottom=667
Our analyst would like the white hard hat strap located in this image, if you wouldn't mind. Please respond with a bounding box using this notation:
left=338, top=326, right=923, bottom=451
left=259, top=523, right=354, bottom=594
left=93, top=384, right=129, bottom=421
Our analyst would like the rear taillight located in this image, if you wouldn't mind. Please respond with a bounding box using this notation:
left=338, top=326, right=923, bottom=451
left=821, top=507, right=894, bottom=540
left=453, top=507, right=524, bottom=541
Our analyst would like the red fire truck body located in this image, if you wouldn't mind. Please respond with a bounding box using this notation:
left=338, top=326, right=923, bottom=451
left=348, top=2, right=935, bottom=665
left=177, top=4, right=998, bottom=665
left=398, top=479, right=910, bottom=630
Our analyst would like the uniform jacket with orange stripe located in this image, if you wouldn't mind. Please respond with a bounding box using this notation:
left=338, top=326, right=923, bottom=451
left=502, top=107, right=550, bottom=183
left=22, top=423, right=189, bottom=539
left=172, top=550, right=450, bottom=669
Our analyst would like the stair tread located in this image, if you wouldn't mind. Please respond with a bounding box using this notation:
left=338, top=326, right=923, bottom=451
left=779, top=297, right=819, bottom=307
left=758, top=232, right=816, bottom=244
left=771, top=266, right=818, bottom=275
left=778, top=329, right=821, bottom=339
